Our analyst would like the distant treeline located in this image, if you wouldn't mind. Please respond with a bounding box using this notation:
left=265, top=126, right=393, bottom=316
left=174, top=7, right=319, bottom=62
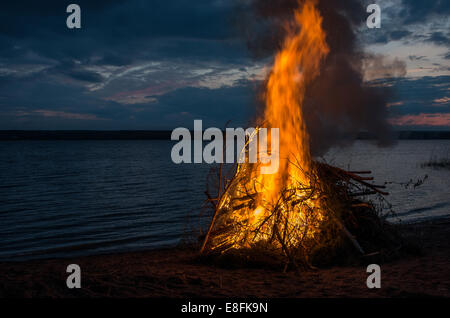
left=0, top=130, right=449, bottom=140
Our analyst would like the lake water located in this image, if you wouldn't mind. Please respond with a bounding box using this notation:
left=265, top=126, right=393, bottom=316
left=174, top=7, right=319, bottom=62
left=0, top=140, right=449, bottom=261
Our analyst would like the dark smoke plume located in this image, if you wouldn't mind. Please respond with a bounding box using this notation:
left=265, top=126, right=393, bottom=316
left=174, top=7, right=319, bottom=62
left=237, top=0, right=405, bottom=156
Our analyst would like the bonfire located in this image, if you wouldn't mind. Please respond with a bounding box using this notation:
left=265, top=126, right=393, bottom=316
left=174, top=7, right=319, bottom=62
left=199, top=0, right=403, bottom=269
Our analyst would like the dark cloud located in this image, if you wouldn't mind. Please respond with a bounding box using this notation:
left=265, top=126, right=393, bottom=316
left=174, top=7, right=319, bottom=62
left=0, top=0, right=244, bottom=64
left=408, top=55, right=427, bottom=61
left=0, top=76, right=256, bottom=130
left=0, top=0, right=257, bottom=130
left=389, top=30, right=412, bottom=41
left=151, top=84, right=255, bottom=128
left=47, top=60, right=103, bottom=83
left=401, top=0, right=450, bottom=25
left=96, top=53, right=132, bottom=67
left=378, top=76, right=450, bottom=116
left=367, top=30, right=413, bottom=45
left=0, top=0, right=448, bottom=132
left=361, top=0, right=449, bottom=46
left=425, top=31, right=450, bottom=46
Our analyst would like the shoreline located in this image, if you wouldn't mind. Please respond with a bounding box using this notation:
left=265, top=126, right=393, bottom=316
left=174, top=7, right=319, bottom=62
left=0, top=218, right=449, bottom=298
left=1, top=130, right=450, bottom=141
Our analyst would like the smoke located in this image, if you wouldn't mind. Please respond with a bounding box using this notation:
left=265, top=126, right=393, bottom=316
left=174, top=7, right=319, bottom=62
left=237, top=0, right=403, bottom=156
left=363, top=53, right=407, bottom=81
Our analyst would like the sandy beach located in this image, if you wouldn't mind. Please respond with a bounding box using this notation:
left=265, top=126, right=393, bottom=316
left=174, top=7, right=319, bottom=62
left=0, top=218, right=449, bottom=298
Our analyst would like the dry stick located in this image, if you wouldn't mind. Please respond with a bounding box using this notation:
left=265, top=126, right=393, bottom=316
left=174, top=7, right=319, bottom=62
left=204, top=191, right=217, bottom=210
left=335, top=167, right=388, bottom=193
left=349, top=191, right=377, bottom=197
left=320, top=163, right=388, bottom=195
left=334, top=217, right=365, bottom=254
left=200, top=162, right=239, bottom=254
left=200, top=167, right=223, bottom=254
left=351, top=203, right=372, bottom=208
left=354, top=176, right=374, bottom=181
left=348, top=170, right=371, bottom=174
left=218, top=162, right=223, bottom=199
left=200, top=132, right=229, bottom=254
left=346, top=177, right=388, bottom=196
left=273, top=225, right=300, bottom=274
left=350, top=178, right=387, bottom=192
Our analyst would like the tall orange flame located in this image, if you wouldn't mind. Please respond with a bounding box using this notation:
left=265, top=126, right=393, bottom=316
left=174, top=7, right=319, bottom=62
left=207, top=0, right=329, bottom=252
left=260, top=0, right=329, bottom=203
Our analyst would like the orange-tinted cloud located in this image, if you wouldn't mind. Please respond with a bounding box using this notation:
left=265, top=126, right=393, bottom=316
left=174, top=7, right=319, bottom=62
left=386, top=101, right=404, bottom=107
left=433, top=97, right=450, bottom=106
left=33, top=110, right=103, bottom=120
left=389, top=113, right=450, bottom=126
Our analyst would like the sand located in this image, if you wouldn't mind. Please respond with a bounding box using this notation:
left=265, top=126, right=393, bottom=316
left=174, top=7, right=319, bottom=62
left=0, top=218, right=449, bottom=298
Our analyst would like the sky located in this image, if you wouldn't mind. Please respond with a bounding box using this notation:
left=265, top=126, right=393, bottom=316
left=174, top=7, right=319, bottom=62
left=0, top=0, right=449, bottom=130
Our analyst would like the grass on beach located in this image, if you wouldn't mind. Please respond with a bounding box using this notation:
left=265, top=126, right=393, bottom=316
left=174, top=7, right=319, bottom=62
left=421, top=155, right=450, bottom=169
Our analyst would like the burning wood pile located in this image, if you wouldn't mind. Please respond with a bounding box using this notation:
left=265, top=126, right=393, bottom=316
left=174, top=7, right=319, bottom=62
left=199, top=157, right=403, bottom=269
left=198, top=0, right=404, bottom=269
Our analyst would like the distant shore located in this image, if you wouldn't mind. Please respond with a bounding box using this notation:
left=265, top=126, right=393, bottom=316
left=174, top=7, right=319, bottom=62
left=0, top=218, right=449, bottom=298
left=1, top=130, right=450, bottom=141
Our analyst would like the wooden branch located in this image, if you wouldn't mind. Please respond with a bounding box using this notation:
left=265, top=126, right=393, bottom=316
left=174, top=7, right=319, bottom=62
left=351, top=203, right=372, bottom=208
left=204, top=191, right=217, bottom=210
left=354, top=176, right=374, bottom=181
left=334, top=217, right=365, bottom=254
left=273, top=225, right=300, bottom=273
left=349, top=191, right=377, bottom=197
left=348, top=170, right=371, bottom=174
left=200, top=162, right=239, bottom=254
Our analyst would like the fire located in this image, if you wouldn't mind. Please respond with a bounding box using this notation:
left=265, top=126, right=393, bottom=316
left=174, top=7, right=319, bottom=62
left=258, top=0, right=329, bottom=209
left=202, top=0, right=330, bottom=254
